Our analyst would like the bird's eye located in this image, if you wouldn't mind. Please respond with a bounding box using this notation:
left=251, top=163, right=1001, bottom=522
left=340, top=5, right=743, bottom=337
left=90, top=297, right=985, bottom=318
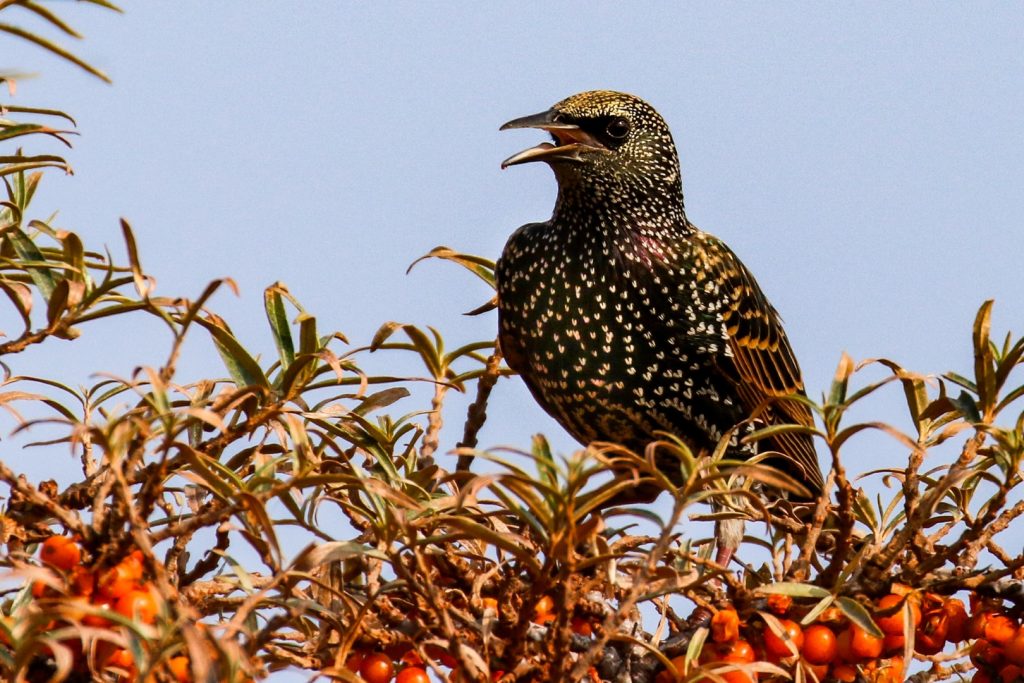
left=552, top=112, right=568, bottom=124
left=605, top=117, right=630, bottom=139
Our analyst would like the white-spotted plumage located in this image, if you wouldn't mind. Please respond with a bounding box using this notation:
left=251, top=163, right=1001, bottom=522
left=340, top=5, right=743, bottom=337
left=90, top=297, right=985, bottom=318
left=497, top=90, right=823, bottom=497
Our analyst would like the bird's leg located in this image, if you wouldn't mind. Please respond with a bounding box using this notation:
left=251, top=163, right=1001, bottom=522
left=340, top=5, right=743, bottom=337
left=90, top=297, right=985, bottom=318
left=714, top=516, right=745, bottom=570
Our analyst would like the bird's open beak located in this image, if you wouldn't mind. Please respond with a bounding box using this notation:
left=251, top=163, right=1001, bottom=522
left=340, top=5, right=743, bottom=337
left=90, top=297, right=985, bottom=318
left=500, top=109, right=607, bottom=169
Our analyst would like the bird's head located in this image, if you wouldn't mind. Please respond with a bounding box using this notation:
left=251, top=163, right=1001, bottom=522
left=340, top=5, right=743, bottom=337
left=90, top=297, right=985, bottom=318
left=501, top=90, right=682, bottom=198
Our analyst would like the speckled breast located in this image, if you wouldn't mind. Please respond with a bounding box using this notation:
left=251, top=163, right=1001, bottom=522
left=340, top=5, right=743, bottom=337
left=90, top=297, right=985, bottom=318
left=497, top=222, right=744, bottom=456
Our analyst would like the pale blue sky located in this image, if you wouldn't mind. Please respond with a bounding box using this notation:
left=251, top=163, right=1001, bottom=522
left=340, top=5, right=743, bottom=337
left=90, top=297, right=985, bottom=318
left=4, top=3, right=1023, bottom=680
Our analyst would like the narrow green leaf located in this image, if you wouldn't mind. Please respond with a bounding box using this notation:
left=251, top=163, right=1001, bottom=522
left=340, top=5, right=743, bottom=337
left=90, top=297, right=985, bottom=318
left=177, top=448, right=235, bottom=500
left=264, top=284, right=295, bottom=369
left=754, top=582, right=831, bottom=599
left=277, top=353, right=319, bottom=396
left=402, top=324, right=444, bottom=378
left=760, top=611, right=801, bottom=656
left=837, top=596, right=883, bottom=638
left=441, top=516, right=541, bottom=573
left=44, top=278, right=69, bottom=324
left=0, top=123, right=70, bottom=144
left=0, top=280, right=32, bottom=331
left=7, top=226, right=56, bottom=297
left=298, top=315, right=319, bottom=355
left=12, top=1, right=84, bottom=38
left=61, top=231, right=87, bottom=285
left=1, top=106, right=77, bottom=126
left=730, top=464, right=811, bottom=498
left=353, top=387, right=410, bottom=416
left=370, top=321, right=402, bottom=350
left=0, top=158, right=70, bottom=177
left=407, top=245, right=496, bottom=289
left=972, top=300, right=996, bottom=414
left=237, top=491, right=281, bottom=564
left=828, top=352, right=855, bottom=406
left=120, top=219, right=149, bottom=297
left=800, top=595, right=835, bottom=625
left=193, top=315, right=270, bottom=390
left=294, top=541, right=388, bottom=569
left=0, top=23, right=111, bottom=82
left=853, top=489, right=879, bottom=534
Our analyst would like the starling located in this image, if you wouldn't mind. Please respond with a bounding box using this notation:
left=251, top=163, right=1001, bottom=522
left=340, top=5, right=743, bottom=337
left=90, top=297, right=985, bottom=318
left=496, top=90, right=824, bottom=520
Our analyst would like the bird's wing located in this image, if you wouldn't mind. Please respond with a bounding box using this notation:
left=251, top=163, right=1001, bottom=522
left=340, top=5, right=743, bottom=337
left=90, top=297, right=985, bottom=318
left=693, top=233, right=824, bottom=493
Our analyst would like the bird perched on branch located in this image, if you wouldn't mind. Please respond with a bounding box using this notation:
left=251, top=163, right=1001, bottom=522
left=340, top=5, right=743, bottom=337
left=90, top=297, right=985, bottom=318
left=496, top=90, right=823, bottom=564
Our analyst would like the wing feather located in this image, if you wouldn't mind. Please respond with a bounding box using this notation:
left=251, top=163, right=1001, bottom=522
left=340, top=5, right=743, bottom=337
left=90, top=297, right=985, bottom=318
left=695, top=233, right=824, bottom=494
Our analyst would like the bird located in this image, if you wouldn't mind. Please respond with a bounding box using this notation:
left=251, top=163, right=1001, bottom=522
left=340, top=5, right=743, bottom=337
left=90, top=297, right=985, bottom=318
left=495, top=90, right=824, bottom=564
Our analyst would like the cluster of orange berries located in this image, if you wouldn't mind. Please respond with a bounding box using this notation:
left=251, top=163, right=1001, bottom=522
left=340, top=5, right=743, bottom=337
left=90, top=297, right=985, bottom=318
left=342, top=594, right=601, bottom=683
left=345, top=650, right=435, bottom=683
left=968, top=597, right=1024, bottom=683
left=16, top=536, right=190, bottom=682
left=657, top=591, right=1022, bottom=683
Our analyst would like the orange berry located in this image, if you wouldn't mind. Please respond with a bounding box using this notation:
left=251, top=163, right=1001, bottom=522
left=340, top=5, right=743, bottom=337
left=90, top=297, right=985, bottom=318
left=30, top=579, right=54, bottom=599
left=872, top=656, right=904, bottom=683
left=70, top=566, right=95, bottom=596
left=970, top=610, right=995, bottom=640
left=360, top=652, right=395, bottom=683
left=837, top=624, right=883, bottom=662
left=943, top=599, right=969, bottom=643
left=874, top=594, right=921, bottom=636
left=721, top=640, right=756, bottom=664
left=764, top=619, right=804, bottom=657
left=571, top=617, right=593, bottom=636
left=400, top=650, right=423, bottom=667
left=883, top=632, right=904, bottom=654
left=712, top=608, right=741, bottom=643
left=987, top=615, right=1019, bottom=646
left=915, top=629, right=945, bottom=655
left=114, top=587, right=158, bottom=624
left=120, top=553, right=145, bottom=580
left=82, top=599, right=113, bottom=627
left=385, top=642, right=413, bottom=662
left=532, top=596, right=556, bottom=624
left=534, top=595, right=555, bottom=616
left=396, top=667, right=430, bottom=683
left=345, top=651, right=365, bottom=672
left=716, top=666, right=757, bottom=683
left=656, top=655, right=687, bottom=683
left=801, top=660, right=829, bottom=682
left=0, top=616, right=12, bottom=646
left=1005, top=627, right=1024, bottom=666
left=167, top=656, right=190, bottom=683
left=40, top=536, right=81, bottom=572
left=848, top=623, right=883, bottom=660
left=97, top=559, right=143, bottom=600
left=767, top=594, right=792, bottom=616
left=802, top=624, right=838, bottom=665
left=916, top=607, right=949, bottom=655
left=105, top=647, right=134, bottom=670
left=998, top=664, right=1022, bottom=683
left=971, top=639, right=1005, bottom=669
left=832, top=662, right=857, bottom=682
left=533, top=611, right=556, bottom=625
